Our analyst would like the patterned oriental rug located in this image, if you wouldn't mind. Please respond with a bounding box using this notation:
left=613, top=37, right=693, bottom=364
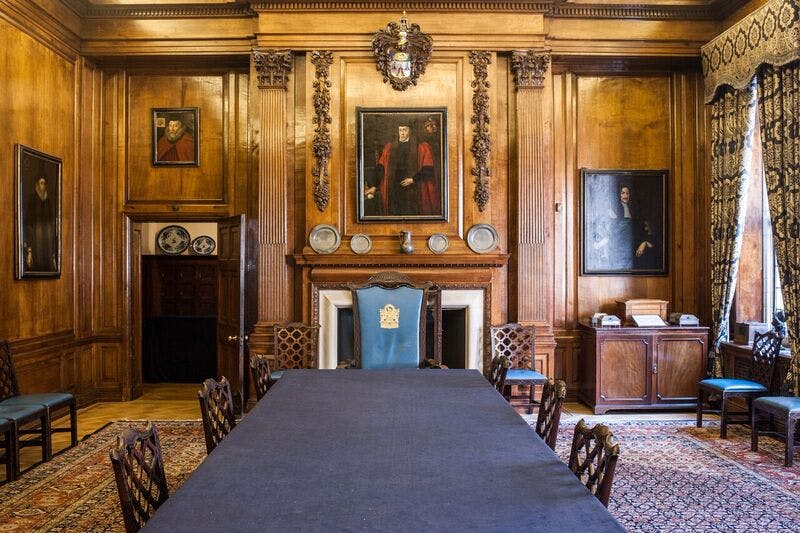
left=0, top=419, right=799, bottom=531
left=0, top=420, right=206, bottom=532
left=551, top=420, right=800, bottom=532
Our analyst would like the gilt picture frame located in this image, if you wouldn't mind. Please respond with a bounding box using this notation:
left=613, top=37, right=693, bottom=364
left=356, top=107, right=447, bottom=222
left=152, top=107, right=199, bottom=166
left=15, top=144, right=62, bottom=279
left=580, top=169, right=668, bottom=276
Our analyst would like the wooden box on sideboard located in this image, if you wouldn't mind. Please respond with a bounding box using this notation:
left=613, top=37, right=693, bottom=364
left=616, top=299, right=668, bottom=325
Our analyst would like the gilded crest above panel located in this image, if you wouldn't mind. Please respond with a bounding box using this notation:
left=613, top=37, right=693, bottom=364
left=372, top=12, right=433, bottom=91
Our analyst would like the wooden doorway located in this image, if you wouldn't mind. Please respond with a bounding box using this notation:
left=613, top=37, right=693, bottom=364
left=123, top=215, right=247, bottom=406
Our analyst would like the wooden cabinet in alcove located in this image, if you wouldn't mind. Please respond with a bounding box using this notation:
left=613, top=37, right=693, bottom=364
left=142, top=256, right=218, bottom=382
left=578, top=321, right=708, bottom=414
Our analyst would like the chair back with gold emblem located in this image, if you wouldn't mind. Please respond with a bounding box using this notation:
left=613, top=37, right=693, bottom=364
left=349, top=272, right=440, bottom=369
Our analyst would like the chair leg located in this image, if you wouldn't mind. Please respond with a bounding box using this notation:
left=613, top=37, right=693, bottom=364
left=750, top=404, right=759, bottom=452
left=42, top=414, right=52, bottom=461
left=69, top=400, right=78, bottom=447
left=696, top=388, right=704, bottom=428
left=720, top=394, right=728, bottom=439
left=786, top=416, right=796, bottom=468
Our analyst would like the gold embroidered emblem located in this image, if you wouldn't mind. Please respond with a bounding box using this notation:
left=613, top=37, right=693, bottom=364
left=379, top=304, right=400, bottom=329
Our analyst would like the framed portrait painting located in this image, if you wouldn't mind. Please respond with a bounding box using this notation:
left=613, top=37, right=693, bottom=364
left=15, top=144, right=62, bottom=279
left=152, top=107, right=199, bottom=166
left=356, top=107, right=447, bottom=222
left=580, top=169, right=668, bottom=276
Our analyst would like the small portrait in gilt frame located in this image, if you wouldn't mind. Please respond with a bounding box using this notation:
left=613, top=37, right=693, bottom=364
left=15, top=144, right=62, bottom=279
left=357, top=107, right=447, bottom=222
left=152, top=107, right=199, bottom=166
left=581, top=169, right=668, bottom=276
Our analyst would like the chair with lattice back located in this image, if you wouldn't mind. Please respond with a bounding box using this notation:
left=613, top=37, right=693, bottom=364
left=109, top=422, right=170, bottom=533
left=197, top=377, right=237, bottom=454
left=489, top=324, right=547, bottom=413
left=535, top=379, right=567, bottom=451
left=567, top=419, right=621, bottom=508
left=488, top=355, right=511, bottom=394
left=272, top=323, right=321, bottom=378
left=697, top=330, right=783, bottom=438
left=0, top=417, right=16, bottom=482
left=250, top=355, right=273, bottom=401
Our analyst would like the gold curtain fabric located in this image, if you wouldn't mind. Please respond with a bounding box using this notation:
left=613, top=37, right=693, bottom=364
left=709, top=83, right=757, bottom=377
left=701, top=0, right=800, bottom=104
left=758, top=61, right=800, bottom=395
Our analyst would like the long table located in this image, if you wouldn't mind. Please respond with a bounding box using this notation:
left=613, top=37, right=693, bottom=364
left=145, top=370, right=624, bottom=532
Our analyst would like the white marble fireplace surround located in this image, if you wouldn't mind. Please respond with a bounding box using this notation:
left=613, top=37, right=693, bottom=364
left=317, top=289, right=485, bottom=371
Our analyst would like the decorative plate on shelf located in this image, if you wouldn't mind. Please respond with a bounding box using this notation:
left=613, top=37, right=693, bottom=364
left=156, top=225, right=191, bottom=255
left=466, top=224, right=499, bottom=254
left=350, top=233, right=372, bottom=255
left=309, top=224, right=341, bottom=254
left=427, top=233, right=449, bottom=254
left=191, top=235, right=216, bottom=256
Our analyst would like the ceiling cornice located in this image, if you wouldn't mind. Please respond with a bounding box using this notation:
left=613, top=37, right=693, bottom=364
left=69, top=0, right=749, bottom=20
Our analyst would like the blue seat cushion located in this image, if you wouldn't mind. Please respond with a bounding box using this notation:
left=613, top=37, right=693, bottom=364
left=753, top=396, right=800, bottom=414
left=0, top=404, right=46, bottom=422
left=1, top=393, right=73, bottom=409
left=270, top=370, right=284, bottom=380
left=699, top=378, right=767, bottom=393
left=505, top=369, right=547, bottom=383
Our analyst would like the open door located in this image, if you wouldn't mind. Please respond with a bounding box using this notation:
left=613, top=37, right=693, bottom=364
left=217, top=214, right=246, bottom=413
left=123, top=218, right=144, bottom=401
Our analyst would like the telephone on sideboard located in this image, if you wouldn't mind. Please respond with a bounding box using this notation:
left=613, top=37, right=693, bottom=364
left=591, top=313, right=621, bottom=327
left=668, top=313, right=700, bottom=326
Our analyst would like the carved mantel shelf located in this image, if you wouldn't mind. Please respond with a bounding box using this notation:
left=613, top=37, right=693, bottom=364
left=293, top=253, right=509, bottom=269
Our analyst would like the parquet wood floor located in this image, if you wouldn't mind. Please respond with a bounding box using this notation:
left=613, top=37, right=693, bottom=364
left=16, top=383, right=200, bottom=474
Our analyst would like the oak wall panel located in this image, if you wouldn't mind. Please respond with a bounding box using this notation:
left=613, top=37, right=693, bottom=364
left=0, top=18, right=76, bottom=342
left=127, top=74, right=226, bottom=203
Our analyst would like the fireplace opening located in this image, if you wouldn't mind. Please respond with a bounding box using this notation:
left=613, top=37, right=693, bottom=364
left=335, top=307, right=467, bottom=367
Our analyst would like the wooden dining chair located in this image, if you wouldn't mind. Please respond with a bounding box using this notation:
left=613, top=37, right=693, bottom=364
left=751, top=396, right=800, bottom=466
left=273, top=323, right=321, bottom=377
left=109, top=422, right=170, bottom=533
left=345, top=271, right=444, bottom=369
left=568, top=419, right=620, bottom=508
left=0, top=340, right=77, bottom=458
left=249, top=354, right=273, bottom=401
left=0, top=417, right=16, bottom=483
left=197, top=377, right=237, bottom=454
left=535, top=379, right=567, bottom=451
left=489, top=323, right=547, bottom=413
left=697, top=331, right=783, bottom=438
left=489, top=355, right=512, bottom=394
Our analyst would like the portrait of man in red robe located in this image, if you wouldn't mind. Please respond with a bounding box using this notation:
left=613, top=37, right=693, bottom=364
left=153, top=109, right=198, bottom=166
left=359, top=109, right=446, bottom=221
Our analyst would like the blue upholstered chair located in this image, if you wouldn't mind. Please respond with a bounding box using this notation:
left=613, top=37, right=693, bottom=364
left=751, top=396, right=800, bottom=467
left=489, top=324, right=547, bottom=414
left=697, top=331, right=783, bottom=438
left=0, top=340, right=76, bottom=461
left=346, top=272, right=443, bottom=369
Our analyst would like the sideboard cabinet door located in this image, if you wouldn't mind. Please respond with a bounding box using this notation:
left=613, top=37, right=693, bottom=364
left=653, top=335, right=707, bottom=405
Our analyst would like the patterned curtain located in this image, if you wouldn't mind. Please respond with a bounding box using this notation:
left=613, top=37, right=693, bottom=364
left=709, top=83, right=757, bottom=377
left=758, top=60, right=800, bottom=395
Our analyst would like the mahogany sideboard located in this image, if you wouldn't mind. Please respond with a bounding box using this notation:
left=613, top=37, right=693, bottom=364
left=578, top=321, right=709, bottom=414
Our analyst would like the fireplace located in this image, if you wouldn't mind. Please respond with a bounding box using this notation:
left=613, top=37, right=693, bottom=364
left=317, top=289, right=485, bottom=371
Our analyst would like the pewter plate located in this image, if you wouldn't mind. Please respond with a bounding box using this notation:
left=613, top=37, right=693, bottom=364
left=466, top=224, right=499, bottom=254
left=427, top=233, right=449, bottom=254
left=350, top=233, right=372, bottom=255
left=309, top=224, right=341, bottom=254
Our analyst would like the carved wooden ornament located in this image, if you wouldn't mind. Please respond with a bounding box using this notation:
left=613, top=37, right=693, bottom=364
left=372, top=11, right=433, bottom=91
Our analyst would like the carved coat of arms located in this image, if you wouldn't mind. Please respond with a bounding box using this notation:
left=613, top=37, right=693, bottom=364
left=372, top=12, right=433, bottom=91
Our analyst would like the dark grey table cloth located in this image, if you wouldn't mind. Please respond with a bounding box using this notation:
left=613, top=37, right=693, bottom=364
left=145, top=369, right=624, bottom=532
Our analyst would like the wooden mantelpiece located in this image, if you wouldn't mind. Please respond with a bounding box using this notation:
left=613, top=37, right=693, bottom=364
left=294, top=253, right=509, bottom=269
